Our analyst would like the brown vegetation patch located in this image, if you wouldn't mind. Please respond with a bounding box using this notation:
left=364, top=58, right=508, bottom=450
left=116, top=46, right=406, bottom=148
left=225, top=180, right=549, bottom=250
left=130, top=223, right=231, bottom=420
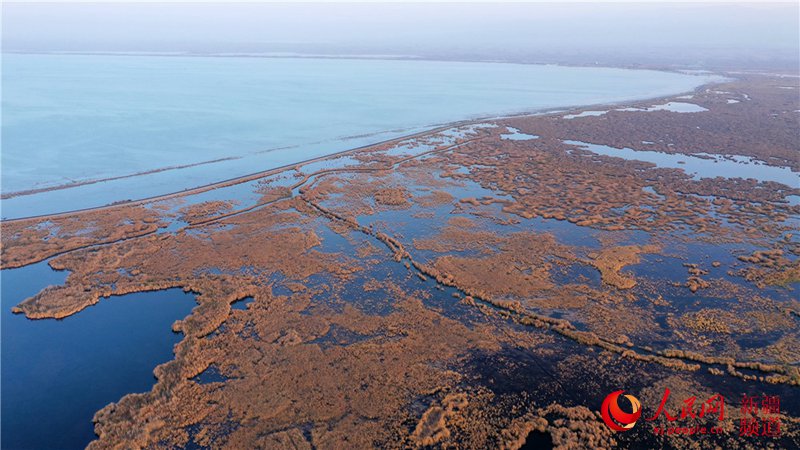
left=1, top=205, right=166, bottom=269
left=588, top=245, right=660, bottom=289
left=178, top=200, right=236, bottom=224
left=373, top=187, right=412, bottom=207
left=428, top=232, right=574, bottom=299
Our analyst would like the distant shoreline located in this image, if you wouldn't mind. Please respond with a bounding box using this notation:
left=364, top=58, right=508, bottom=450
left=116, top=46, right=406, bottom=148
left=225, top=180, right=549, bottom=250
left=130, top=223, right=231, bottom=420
left=0, top=49, right=742, bottom=75
left=5, top=50, right=799, bottom=75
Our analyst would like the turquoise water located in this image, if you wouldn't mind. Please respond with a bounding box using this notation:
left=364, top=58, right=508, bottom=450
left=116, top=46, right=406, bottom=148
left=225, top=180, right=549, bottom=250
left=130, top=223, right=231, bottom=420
left=1, top=53, right=719, bottom=218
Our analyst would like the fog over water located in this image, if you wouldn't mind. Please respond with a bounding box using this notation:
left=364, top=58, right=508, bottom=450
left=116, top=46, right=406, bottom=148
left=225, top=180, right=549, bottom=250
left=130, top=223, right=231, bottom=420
left=3, top=2, right=799, bottom=69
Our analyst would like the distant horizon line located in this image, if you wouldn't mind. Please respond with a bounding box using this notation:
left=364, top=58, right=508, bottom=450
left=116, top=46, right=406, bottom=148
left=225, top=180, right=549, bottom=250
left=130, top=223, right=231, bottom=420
left=4, top=49, right=798, bottom=74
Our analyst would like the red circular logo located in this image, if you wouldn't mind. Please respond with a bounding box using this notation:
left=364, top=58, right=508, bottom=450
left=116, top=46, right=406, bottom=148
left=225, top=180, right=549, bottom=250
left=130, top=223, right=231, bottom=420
left=601, top=390, right=642, bottom=432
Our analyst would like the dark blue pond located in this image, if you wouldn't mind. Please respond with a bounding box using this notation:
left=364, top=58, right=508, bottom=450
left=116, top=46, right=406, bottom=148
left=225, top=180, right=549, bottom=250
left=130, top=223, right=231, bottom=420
left=1, top=261, right=196, bottom=450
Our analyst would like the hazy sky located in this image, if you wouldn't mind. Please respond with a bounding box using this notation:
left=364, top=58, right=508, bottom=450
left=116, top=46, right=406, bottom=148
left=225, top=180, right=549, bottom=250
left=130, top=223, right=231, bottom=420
left=3, top=2, right=798, bottom=68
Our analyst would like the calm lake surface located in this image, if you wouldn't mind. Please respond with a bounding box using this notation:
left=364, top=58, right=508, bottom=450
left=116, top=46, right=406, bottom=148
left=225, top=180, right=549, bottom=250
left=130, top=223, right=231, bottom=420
left=1, top=53, right=719, bottom=218
left=0, top=262, right=196, bottom=450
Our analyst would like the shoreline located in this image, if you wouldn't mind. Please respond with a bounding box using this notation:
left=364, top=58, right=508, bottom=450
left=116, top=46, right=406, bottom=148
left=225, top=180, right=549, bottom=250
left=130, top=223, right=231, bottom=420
left=0, top=77, right=726, bottom=224
left=6, top=50, right=799, bottom=75
left=0, top=50, right=725, bottom=73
